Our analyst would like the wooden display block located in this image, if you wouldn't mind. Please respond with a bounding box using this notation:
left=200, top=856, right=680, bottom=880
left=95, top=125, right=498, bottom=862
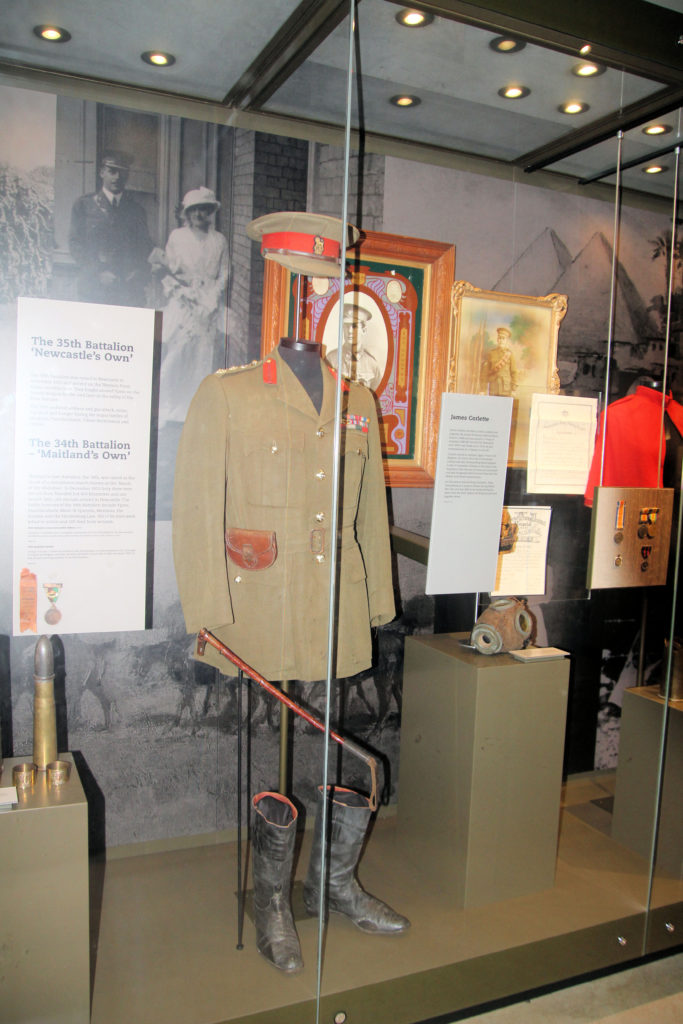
left=612, top=686, right=682, bottom=878
left=398, top=634, right=569, bottom=908
left=0, top=754, right=89, bottom=1024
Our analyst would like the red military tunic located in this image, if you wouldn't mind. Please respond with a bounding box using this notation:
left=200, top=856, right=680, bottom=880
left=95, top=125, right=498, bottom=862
left=584, top=385, right=683, bottom=507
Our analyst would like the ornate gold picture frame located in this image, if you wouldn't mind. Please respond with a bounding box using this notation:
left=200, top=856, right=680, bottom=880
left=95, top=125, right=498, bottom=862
left=261, top=230, right=455, bottom=487
left=450, top=281, right=567, bottom=466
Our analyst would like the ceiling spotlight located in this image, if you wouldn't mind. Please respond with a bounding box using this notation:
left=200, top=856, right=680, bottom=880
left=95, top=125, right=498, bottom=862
left=644, top=165, right=666, bottom=174
left=498, top=85, right=530, bottom=99
left=643, top=123, right=672, bottom=136
left=579, top=44, right=592, bottom=55
left=34, top=25, right=71, bottom=43
left=395, top=9, right=434, bottom=27
left=390, top=94, right=421, bottom=107
left=572, top=61, right=605, bottom=77
left=489, top=36, right=526, bottom=54
left=141, top=51, right=176, bottom=67
left=560, top=101, right=589, bottom=114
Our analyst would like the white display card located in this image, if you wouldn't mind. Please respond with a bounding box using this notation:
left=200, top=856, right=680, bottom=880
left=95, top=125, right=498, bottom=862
left=426, top=393, right=512, bottom=594
left=13, top=298, right=155, bottom=635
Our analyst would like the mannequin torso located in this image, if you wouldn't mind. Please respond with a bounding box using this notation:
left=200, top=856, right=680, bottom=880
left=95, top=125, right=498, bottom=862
left=278, top=337, right=324, bottom=414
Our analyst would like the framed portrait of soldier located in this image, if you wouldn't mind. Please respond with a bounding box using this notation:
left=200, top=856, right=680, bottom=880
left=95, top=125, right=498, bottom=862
left=261, top=229, right=455, bottom=487
left=450, top=281, right=567, bottom=466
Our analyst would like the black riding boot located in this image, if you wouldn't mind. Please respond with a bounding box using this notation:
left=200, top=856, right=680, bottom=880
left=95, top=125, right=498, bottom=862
left=251, top=792, right=303, bottom=972
left=303, top=786, right=410, bottom=934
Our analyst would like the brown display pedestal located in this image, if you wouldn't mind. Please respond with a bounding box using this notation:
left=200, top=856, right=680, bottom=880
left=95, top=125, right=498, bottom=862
left=611, top=686, right=683, bottom=878
left=398, top=634, right=570, bottom=908
left=0, top=754, right=89, bottom=1024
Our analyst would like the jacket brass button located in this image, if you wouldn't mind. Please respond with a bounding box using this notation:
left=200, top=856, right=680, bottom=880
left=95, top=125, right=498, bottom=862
left=316, top=469, right=326, bottom=480
left=271, top=444, right=279, bottom=454
left=234, top=575, right=243, bottom=583
left=316, top=554, right=325, bottom=563
left=316, top=428, right=325, bottom=438
left=315, top=512, right=325, bottom=522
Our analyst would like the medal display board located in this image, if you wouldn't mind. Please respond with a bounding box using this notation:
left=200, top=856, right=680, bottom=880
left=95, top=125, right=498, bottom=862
left=586, top=486, right=674, bottom=589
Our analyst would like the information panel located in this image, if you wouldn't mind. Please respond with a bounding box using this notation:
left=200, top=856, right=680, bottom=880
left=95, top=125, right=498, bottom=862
left=13, top=298, right=155, bottom=635
left=426, top=393, right=512, bottom=594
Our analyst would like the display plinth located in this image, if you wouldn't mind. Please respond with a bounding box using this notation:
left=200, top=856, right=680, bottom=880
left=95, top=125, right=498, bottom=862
left=398, top=634, right=570, bottom=908
left=611, top=686, right=682, bottom=877
left=0, top=753, right=89, bottom=1024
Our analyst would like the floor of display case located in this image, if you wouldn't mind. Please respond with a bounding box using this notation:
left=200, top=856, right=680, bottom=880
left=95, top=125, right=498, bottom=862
left=89, top=774, right=682, bottom=1024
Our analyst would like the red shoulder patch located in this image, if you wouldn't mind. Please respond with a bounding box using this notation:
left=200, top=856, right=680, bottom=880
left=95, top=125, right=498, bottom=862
left=326, top=365, right=349, bottom=392
left=262, top=358, right=277, bottom=385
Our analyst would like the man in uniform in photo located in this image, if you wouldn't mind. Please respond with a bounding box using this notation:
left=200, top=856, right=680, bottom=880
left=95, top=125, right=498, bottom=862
left=481, top=325, right=518, bottom=397
left=68, top=150, right=152, bottom=306
left=327, top=302, right=383, bottom=391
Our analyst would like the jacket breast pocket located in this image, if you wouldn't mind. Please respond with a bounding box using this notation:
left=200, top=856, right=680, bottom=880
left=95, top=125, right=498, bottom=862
left=341, top=431, right=368, bottom=512
left=241, top=430, right=305, bottom=508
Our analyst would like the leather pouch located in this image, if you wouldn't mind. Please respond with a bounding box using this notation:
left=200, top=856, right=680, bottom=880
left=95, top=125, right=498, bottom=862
left=225, top=528, right=277, bottom=571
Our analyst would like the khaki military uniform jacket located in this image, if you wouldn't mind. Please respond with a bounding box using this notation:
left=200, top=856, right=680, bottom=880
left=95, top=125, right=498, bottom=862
left=172, top=346, right=395, bottom=681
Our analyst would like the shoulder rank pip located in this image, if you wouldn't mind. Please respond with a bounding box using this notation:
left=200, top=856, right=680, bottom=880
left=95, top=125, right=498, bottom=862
left=215, top=359, right=260, bottom=377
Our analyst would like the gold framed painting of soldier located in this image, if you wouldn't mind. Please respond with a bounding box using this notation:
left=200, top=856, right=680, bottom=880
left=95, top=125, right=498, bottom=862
left=261, top=230, right=455, bottom=487
left=450, top=281, right=567, bottom=466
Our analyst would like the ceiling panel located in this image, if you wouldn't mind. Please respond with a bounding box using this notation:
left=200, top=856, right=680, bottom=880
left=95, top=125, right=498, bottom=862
left=0, top=0, right=302, bottom=101
left=0, top=0, right=681, bottom=196
left=263, top=1, right=668, bottom=164
left=551, top=121, right=683, bottom=198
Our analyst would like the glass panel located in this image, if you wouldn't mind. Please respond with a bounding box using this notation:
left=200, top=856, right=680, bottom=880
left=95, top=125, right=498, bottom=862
left=299, top=8, right=683, bottom=1022
left=647, top=458, right=683, bottom=953
left=1, top=4, right=680, bottom=1024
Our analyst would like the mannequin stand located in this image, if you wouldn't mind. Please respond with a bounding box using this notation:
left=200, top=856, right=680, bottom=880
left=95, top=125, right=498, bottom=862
left=279, top=682, right=290, bottom=795
left=276, top=274, right=325, bottom=790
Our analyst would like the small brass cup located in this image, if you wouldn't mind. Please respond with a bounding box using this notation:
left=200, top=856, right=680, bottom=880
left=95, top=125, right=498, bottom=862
left=46, top=760, right=71, bottom=786
left=13, top=762, right=37, bottom=789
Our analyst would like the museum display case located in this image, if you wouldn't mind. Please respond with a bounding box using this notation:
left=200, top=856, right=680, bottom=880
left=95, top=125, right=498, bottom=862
left=0, top=2, right=681, bottom=1023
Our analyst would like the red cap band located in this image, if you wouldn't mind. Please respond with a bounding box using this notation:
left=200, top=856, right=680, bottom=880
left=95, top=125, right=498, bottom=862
left=260, top=231, right=341, bottom=261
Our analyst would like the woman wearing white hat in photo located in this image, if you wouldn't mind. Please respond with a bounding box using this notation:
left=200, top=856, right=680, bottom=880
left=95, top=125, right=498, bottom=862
left=150, top=186, right=229, bottom=424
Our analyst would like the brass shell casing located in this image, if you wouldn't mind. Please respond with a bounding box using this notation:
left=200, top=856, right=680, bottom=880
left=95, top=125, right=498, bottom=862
left=33, top=680, right=58, bottom=769
left=33, top=636, right=58, bottom=770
